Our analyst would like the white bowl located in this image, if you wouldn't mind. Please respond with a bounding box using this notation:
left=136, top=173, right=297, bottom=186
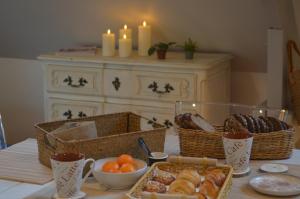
left=92, top=157, right=147, bottom=189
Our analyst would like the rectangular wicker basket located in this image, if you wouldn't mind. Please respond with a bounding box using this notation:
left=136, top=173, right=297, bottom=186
left=177, top=126, right=295, bottom=160
left=127, top=156, right=233, bottom=199
left=175, top=101, right=295, bottom=160
left=35, top=112, right=166, bottom=168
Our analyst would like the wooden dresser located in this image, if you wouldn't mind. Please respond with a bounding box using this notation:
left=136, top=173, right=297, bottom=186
left=38, top=51, right=232, bottom=129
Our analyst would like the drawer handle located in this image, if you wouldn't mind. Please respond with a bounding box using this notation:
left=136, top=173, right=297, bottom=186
left=163, top=120, right=173, bottom=128
left=63, top=76, right=88, bottom=88
left=147, top=117, right=173, bottom=129
left=112, top=77, right=121, bottom=91
left=78, top=111, right=87, bottom=118
left=63, top=110, right=73, bottom=119
left=148, top=81, right=174, bottom=94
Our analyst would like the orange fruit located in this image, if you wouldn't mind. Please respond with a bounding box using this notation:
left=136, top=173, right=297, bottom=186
left=102, top=161, right=120, bottom=173
left=117, top=154, right=134, bottom=166
left=120, top=163, right=136, bottom=173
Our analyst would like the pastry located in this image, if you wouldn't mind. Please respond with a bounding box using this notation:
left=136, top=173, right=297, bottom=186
left=177, top=169, right=201, bottom=187
left=267, top=117, right=284, bottom=131
left=194, top=193, right=207, bottom=199
left=199, top=179, right=219, bottom=199
left=257, top=117, right=268, bottom=133
left=244, top=115, right=255, bottom=133
left=168, top=179, right=195, bottom=195
left=175, top=113, right=215, bottom=132
left=259, top=116, right=274, bottom=132
left=143, top=180, right=167, bottom=193
left=204, top=168, right=226, bottom=187
left=249, top=115, right=260, bottom=133
left=233, top=114, right=248, bottom=128
left=152, top=168, right=175, bottom=185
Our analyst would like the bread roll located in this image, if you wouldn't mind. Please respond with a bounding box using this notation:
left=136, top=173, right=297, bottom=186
left=194, top=193, right=207, bottom=199
left=177, top=169, right=201, bottom=186
left=205, top=168, right=226, bottom=187
left=152, top=168, right=175, bottom=185
left=199, top=179, right=219, bottom=199
left=143, top=180, right=166, bottom=193
left=168, top=179, right=195, bottom=195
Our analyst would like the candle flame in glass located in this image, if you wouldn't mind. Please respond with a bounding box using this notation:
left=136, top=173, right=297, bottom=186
left=107, top=29, right=111, bottom=34
left=124, top=24, right=127, bottom=30
left=123, top=34, right=127, bottom=39
left=143, top=21, right=147, bottom=27
left=281, top=109, right=286, bottom=113
left=192, top=103, right=196, bottom=107
left=259, top=109, right=263, bottom=114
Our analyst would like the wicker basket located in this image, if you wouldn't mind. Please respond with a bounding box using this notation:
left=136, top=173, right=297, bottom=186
left=35, top=112, right=166, bottom=168
left=288, top=40, right=300, bottom=124
left=127, top=156, right=233, bottom=199
left=177, top=125, right=295, bottom=160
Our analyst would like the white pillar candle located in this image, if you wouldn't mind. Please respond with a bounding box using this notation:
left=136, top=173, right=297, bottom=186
left=119, top=24, right=132, bottom=39
left=138, top=21, right=151, bottom=56
left=119, top=34, right=132, bottom=58
left=102, top=29, right=115, bottom=56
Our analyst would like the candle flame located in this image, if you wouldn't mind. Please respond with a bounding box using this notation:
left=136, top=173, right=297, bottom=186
left=123, top=34, right=127, bottom=39
left=107, top=29, right=111, bottom=34
left=124, top=24, right=127, bottom=30
left=143, top=21, right=147, bottom=27
left=281, top=109, right=286, bottom=113
left=259, top=109, right=263, bottom=114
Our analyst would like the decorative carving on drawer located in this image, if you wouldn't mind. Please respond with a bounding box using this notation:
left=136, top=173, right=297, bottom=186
left=63, top=110, right=73, bottom=119
left=147, top=117, right=173, bottom=129
left=63, top=76, right=88, bottom=88
left=148, top=81, right=174, bottom=94
left=112, top=77, right=121, bottom=91
left=78, top=111, right=87, bottom=118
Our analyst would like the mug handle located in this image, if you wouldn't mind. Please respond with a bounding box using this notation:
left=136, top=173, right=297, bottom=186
left=81, top=158, right=95, bottom=187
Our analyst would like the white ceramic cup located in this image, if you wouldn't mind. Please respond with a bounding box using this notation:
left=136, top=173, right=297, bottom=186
left=51, top=153, right=95, bottom=198
left=222, top=136, right=253, bottom=174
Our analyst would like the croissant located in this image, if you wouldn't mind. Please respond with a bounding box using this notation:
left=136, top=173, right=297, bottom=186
left=168, top=179, right=195, bottom=195
left=205, top=168, right=226, bottom=187
left=194, top=193, right=207, bottom=199
left=177, top=169, right=201, bottom=186
left=199, top=179, right=219, bottom=199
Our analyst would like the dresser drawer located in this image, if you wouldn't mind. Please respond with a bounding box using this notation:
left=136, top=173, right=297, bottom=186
left=47, top=98, right=103, bottom=121
left=103, top=69, right=197, bottom=101
left=47, top=65, right=102, bottom=96
left=132, top=71, right=197, bottom=102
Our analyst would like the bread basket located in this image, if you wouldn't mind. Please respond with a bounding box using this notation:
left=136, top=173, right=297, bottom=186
left=175, top=101, right=295, bottom=160
left=127, top=156, right=233, bottom=199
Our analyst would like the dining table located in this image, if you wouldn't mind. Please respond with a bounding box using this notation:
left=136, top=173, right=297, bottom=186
left=0, top=132, right=300, bottom=199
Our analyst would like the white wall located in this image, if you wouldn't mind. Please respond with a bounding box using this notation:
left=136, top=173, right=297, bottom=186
left=0, top=58, right=44, bottom=144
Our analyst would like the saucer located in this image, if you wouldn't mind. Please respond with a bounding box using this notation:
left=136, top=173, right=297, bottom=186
left=260, top=163, right=288, bottom=173
left=53, top=191, right=86, bottom=199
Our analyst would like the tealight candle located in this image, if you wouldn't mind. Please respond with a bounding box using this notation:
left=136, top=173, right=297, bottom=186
left=119, top=34, right=132, bottom=58
left=102, top=29, right=115, bottom=56
left=138, top=21, right=151, bottom=56
left=119, top=24, right=132, bottom=39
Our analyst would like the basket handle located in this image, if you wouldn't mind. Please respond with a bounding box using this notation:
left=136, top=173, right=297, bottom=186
left=168, top=155, right=217, bottom=166
left=287, top=40, right=300, bottom=85
left=44, top=133, right=58, bottom=151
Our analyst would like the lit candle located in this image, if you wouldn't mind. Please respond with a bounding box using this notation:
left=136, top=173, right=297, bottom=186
left=102, top=29, right=115, bottom=56
left=138, top=20, right=151, bottom=56
left=119, top=24, right=132, bottom=39
left=119, top=34, right=132, bottom=58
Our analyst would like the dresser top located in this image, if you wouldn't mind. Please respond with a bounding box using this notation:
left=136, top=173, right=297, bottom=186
left=38, top=51, right=232, bottom=70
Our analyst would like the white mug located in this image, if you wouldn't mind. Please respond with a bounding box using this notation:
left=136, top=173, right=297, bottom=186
left=51, top=153, right=95, bottom=198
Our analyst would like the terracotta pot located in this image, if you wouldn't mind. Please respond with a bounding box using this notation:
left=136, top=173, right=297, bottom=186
left=156, top=50, right=167, bottom=59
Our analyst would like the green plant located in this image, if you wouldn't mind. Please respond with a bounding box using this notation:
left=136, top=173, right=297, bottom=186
left=182, top=38, right=198, bottom=52
left=148, top=42, right=176, bottom=56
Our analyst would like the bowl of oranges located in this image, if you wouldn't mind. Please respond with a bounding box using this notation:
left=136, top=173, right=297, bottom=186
left=92, top=154, right=147, bottom=189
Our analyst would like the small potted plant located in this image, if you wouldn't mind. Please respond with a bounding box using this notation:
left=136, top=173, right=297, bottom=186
left=181, top=38, right=198, bottom=59
left=148, top=42, right=176, bottom=59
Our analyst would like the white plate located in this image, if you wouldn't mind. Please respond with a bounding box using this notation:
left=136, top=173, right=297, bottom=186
left=260, top=164, right=288, bottom=173
left=249, top=174, right=300, bottom=196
